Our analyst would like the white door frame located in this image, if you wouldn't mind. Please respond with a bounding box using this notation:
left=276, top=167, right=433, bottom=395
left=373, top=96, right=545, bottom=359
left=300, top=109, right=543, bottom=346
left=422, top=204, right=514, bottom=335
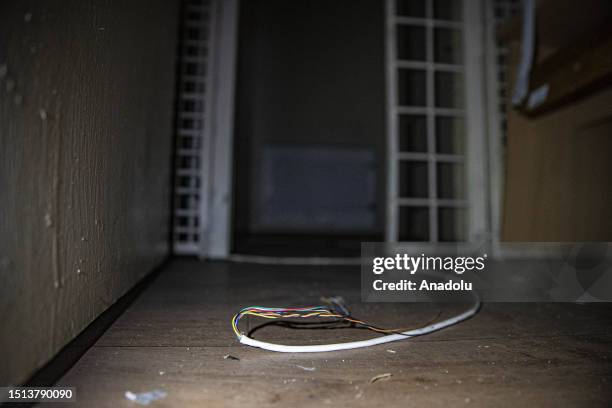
left=463, top=0, right=490, bottom=248
left=200, top=0, right=239, bottom=258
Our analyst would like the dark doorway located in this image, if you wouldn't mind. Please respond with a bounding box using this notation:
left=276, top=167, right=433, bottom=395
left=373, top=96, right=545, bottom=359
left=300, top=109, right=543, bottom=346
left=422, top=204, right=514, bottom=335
left=233, top=0, right=386, bottom=256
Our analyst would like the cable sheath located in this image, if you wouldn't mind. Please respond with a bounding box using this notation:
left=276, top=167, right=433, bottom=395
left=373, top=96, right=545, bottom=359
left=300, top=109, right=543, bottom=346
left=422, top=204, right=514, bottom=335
left=239, top=291, right=480, bottom=353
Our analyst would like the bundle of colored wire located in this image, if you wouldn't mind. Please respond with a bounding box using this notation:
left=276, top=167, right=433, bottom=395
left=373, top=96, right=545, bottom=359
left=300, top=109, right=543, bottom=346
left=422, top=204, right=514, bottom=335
left=232, top=290, right=480, bottom=353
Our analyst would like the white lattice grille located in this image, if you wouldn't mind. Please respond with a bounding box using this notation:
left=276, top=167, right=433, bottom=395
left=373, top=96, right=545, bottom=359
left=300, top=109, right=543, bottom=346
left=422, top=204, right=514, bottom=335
left=386, top=0, right=469, bottom=243
left=173, top=0, right=214, bottom=254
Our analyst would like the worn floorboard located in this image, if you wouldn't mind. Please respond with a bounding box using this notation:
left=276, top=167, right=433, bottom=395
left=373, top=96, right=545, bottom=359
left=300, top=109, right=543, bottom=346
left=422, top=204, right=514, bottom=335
left=48, top=258, right=612, bottom=407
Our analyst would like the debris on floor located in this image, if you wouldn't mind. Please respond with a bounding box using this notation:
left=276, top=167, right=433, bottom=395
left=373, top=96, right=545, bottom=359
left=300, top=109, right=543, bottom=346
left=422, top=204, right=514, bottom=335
left=124, top=390, right=167, bottom=405
left=296, top=365, right=316, bottom=371
left=369, top=373, right=392, bottom=384
left=386, top=349, right=396, bottom=353
left=223, top=354, right=240, bottom=361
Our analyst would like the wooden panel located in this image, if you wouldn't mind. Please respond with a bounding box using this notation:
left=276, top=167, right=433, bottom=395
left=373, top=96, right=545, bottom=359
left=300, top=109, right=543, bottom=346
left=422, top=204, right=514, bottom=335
left=521, top=24, right=612, bottom=115
left=502, top=43, right=612, bottom=241
left=0, top=0, right=177, bottom=385
left=497, top=0, right=612, bottom=50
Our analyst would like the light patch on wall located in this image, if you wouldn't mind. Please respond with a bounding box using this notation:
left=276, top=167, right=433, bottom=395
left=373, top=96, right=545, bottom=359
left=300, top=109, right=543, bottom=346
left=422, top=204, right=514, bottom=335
left=256, top=144, right=376, bottom=232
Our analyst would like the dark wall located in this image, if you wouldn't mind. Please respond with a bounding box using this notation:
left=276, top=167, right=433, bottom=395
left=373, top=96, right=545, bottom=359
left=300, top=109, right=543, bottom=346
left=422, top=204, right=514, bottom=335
left=0, top=0, right=177, bottom=385
left=234, top=0, right=386, bottom=237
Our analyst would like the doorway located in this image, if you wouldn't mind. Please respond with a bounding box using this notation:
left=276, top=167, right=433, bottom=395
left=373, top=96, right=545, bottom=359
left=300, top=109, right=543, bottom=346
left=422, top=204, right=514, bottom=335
left=171, top=0, right=490, bottom=258
left=232, top=0, right=386, bottom=256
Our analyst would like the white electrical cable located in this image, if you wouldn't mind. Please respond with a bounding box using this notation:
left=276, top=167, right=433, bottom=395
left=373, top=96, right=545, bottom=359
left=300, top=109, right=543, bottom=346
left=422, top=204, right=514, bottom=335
left=238, top=289, right=481, bottom=353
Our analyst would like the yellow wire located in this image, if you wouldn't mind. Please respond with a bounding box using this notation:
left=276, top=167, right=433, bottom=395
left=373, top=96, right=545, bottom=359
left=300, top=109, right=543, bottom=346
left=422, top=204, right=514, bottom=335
left=231, top=307, right=427, bottom=338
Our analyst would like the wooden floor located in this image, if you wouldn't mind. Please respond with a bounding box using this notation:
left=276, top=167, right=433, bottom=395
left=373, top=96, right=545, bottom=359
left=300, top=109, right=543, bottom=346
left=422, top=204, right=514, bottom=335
left=49, top=258, right=612, bottom=407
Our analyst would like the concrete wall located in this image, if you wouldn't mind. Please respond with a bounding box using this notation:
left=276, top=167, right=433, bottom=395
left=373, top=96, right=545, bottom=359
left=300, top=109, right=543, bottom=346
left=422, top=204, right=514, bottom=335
left=0, top=0, right=178, bottom=385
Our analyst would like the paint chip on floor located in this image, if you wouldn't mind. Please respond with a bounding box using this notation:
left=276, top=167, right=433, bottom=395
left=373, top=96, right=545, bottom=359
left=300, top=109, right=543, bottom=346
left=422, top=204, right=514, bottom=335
left=124, top=390, right=167, bottom=405
left=296, top=365, right=316, bottom=371
left=369, top=373, right=392, bottom=384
